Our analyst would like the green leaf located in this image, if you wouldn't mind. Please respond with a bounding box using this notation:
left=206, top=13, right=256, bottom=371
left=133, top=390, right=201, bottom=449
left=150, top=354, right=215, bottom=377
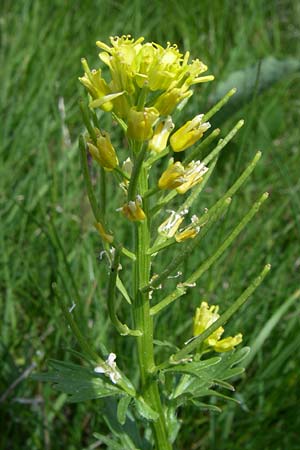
left=165, top=407, right=182, bottom=444
left=33, top=359, right=123, bottom=402
left=93, top=433, right=125, bottom=450
left=153, top=339, right=179, bottom=351
left=164, top=356, right=221, bottom=378
left=191, top=400, right=222, bottom=413
left=212, top=378, right=235, bottom=391
left=116, top=275, right=132, bottom=305
left=117, top=396, right=132, bottom=425
left=134, top=397, right=159, bottom=422
left=167, top=348, right=249, bottom=409
left=102, top=399, right=148, bottom=450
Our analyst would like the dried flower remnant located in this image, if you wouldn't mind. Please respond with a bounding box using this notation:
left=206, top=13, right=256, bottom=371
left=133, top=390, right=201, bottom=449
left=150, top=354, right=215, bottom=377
left=158, top=209, right=188, bottom=238
left=121, top=196, right=146, bottom=221
left=94, top=353, right=121, bottom=384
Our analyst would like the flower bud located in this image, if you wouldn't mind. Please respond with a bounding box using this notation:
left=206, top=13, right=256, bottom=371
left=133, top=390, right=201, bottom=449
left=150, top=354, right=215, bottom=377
left=119, top=158, right=133, bottom=192
left=148, top=117, right=174, bottom=153
left=79, top=58, right=114, bottom=112
left=127, top=107, right=159, bottom=141
left=170, top=114, right=211, bottom=152
left=121, top=196, right=146, bottom=221
left=87, top=131, right=118, bottom=171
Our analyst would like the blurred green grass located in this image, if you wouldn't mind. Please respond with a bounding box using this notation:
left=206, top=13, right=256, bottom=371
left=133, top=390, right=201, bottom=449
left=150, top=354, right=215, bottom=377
left=1, top=0, right=299, bottom=449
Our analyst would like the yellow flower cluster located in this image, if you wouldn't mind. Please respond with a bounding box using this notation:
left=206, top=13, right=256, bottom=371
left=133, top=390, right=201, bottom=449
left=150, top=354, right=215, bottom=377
left=193, top=301, right=243, bottom=353
left=80, top=35, right=214, bottom=120
left=80, top=36, right=214, bottom=222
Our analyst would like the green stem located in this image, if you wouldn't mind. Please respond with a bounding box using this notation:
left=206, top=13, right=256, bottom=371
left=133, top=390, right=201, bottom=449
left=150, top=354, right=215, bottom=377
left=150, top=192, right=269, bottom=315
left=202, top=120, right=244, bottom=166
left=150, top=120, right=245, bottom=217
left=133, top=163, right=171, bottom=449
left=127, top=145, right=147, bottom=200
left=144, top=186, right=161, bottom=199
left=114, top=165, right=131, bottom=181
left=107, top=246, right=142, bottom=336
left=183, top=128, right=220, bottom=164
left=144, top=197, right=232, bottom=289
left=202, top=88, right=237, bottom=122
left=144, top=147, right=170, bottom=169
left=100, top=167, right=106, bottom=217
left=79, top=135, right=104, bottom=224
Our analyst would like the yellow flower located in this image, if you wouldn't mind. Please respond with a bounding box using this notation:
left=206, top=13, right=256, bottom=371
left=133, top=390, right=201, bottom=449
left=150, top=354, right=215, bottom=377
left=193, top=301, right=221, bottom=336
left=175, top=215, right=200, bottom=242
left=213, top=334, right=243, bottom=353
left=94, top=222, right=114, bottom=243
left=154, top=88, right=192, bottom=116
left=170, top=114, right=211, bottom=152
left=97, top=35, right=144, bottom=95
left=158, top=210, right=187, bottom=238
left=176, top=160, right=208, bottom=194
left=193, top=301, right=243, bottom=353
left=121, top=196, right=146, bottom=221
left=136, top=42, right=182, bottom=91
left=87, top=130, right=118, bottom=171
left=79, top=58, right=125, bottom=112
left=148, top=117, right=174, bottom=153
left=158, top=160, right=208, bottom=193
left=81, top=37, right=213, bottom=121
left=127, top=107, right=159, bottom=141
left=158, top=160, right=185, bottom=190
left=175, top=57, right=214, bottom=91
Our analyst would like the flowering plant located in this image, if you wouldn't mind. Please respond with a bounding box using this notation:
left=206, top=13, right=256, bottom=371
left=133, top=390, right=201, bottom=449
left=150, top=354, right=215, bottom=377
left=37, top=36, right=270, bottom=449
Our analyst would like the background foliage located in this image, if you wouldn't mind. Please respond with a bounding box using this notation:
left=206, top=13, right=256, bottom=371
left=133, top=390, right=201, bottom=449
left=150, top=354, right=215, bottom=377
left=1, top=0, right=299, bottom=449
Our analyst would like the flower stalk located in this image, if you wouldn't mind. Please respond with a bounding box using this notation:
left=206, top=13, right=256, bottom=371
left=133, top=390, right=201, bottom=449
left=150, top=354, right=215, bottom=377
left=133, top=161, right=172, bottom=449
left=68, top=35, right=270, bottom=449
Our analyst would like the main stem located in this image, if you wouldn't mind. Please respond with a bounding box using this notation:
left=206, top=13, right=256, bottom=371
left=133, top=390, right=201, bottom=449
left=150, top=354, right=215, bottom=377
left=133, top=164, right=171, bottom=450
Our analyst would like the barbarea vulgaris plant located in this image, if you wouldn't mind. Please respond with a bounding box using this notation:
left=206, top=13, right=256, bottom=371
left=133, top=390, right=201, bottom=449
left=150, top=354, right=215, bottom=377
left=36, top=36, right=270, bottom=449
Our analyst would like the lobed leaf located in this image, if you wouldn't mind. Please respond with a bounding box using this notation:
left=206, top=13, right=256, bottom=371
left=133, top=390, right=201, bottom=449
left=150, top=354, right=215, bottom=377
left=165, top=348, right=250, bottom=409
left=33, top=359, right=123, bottom=402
